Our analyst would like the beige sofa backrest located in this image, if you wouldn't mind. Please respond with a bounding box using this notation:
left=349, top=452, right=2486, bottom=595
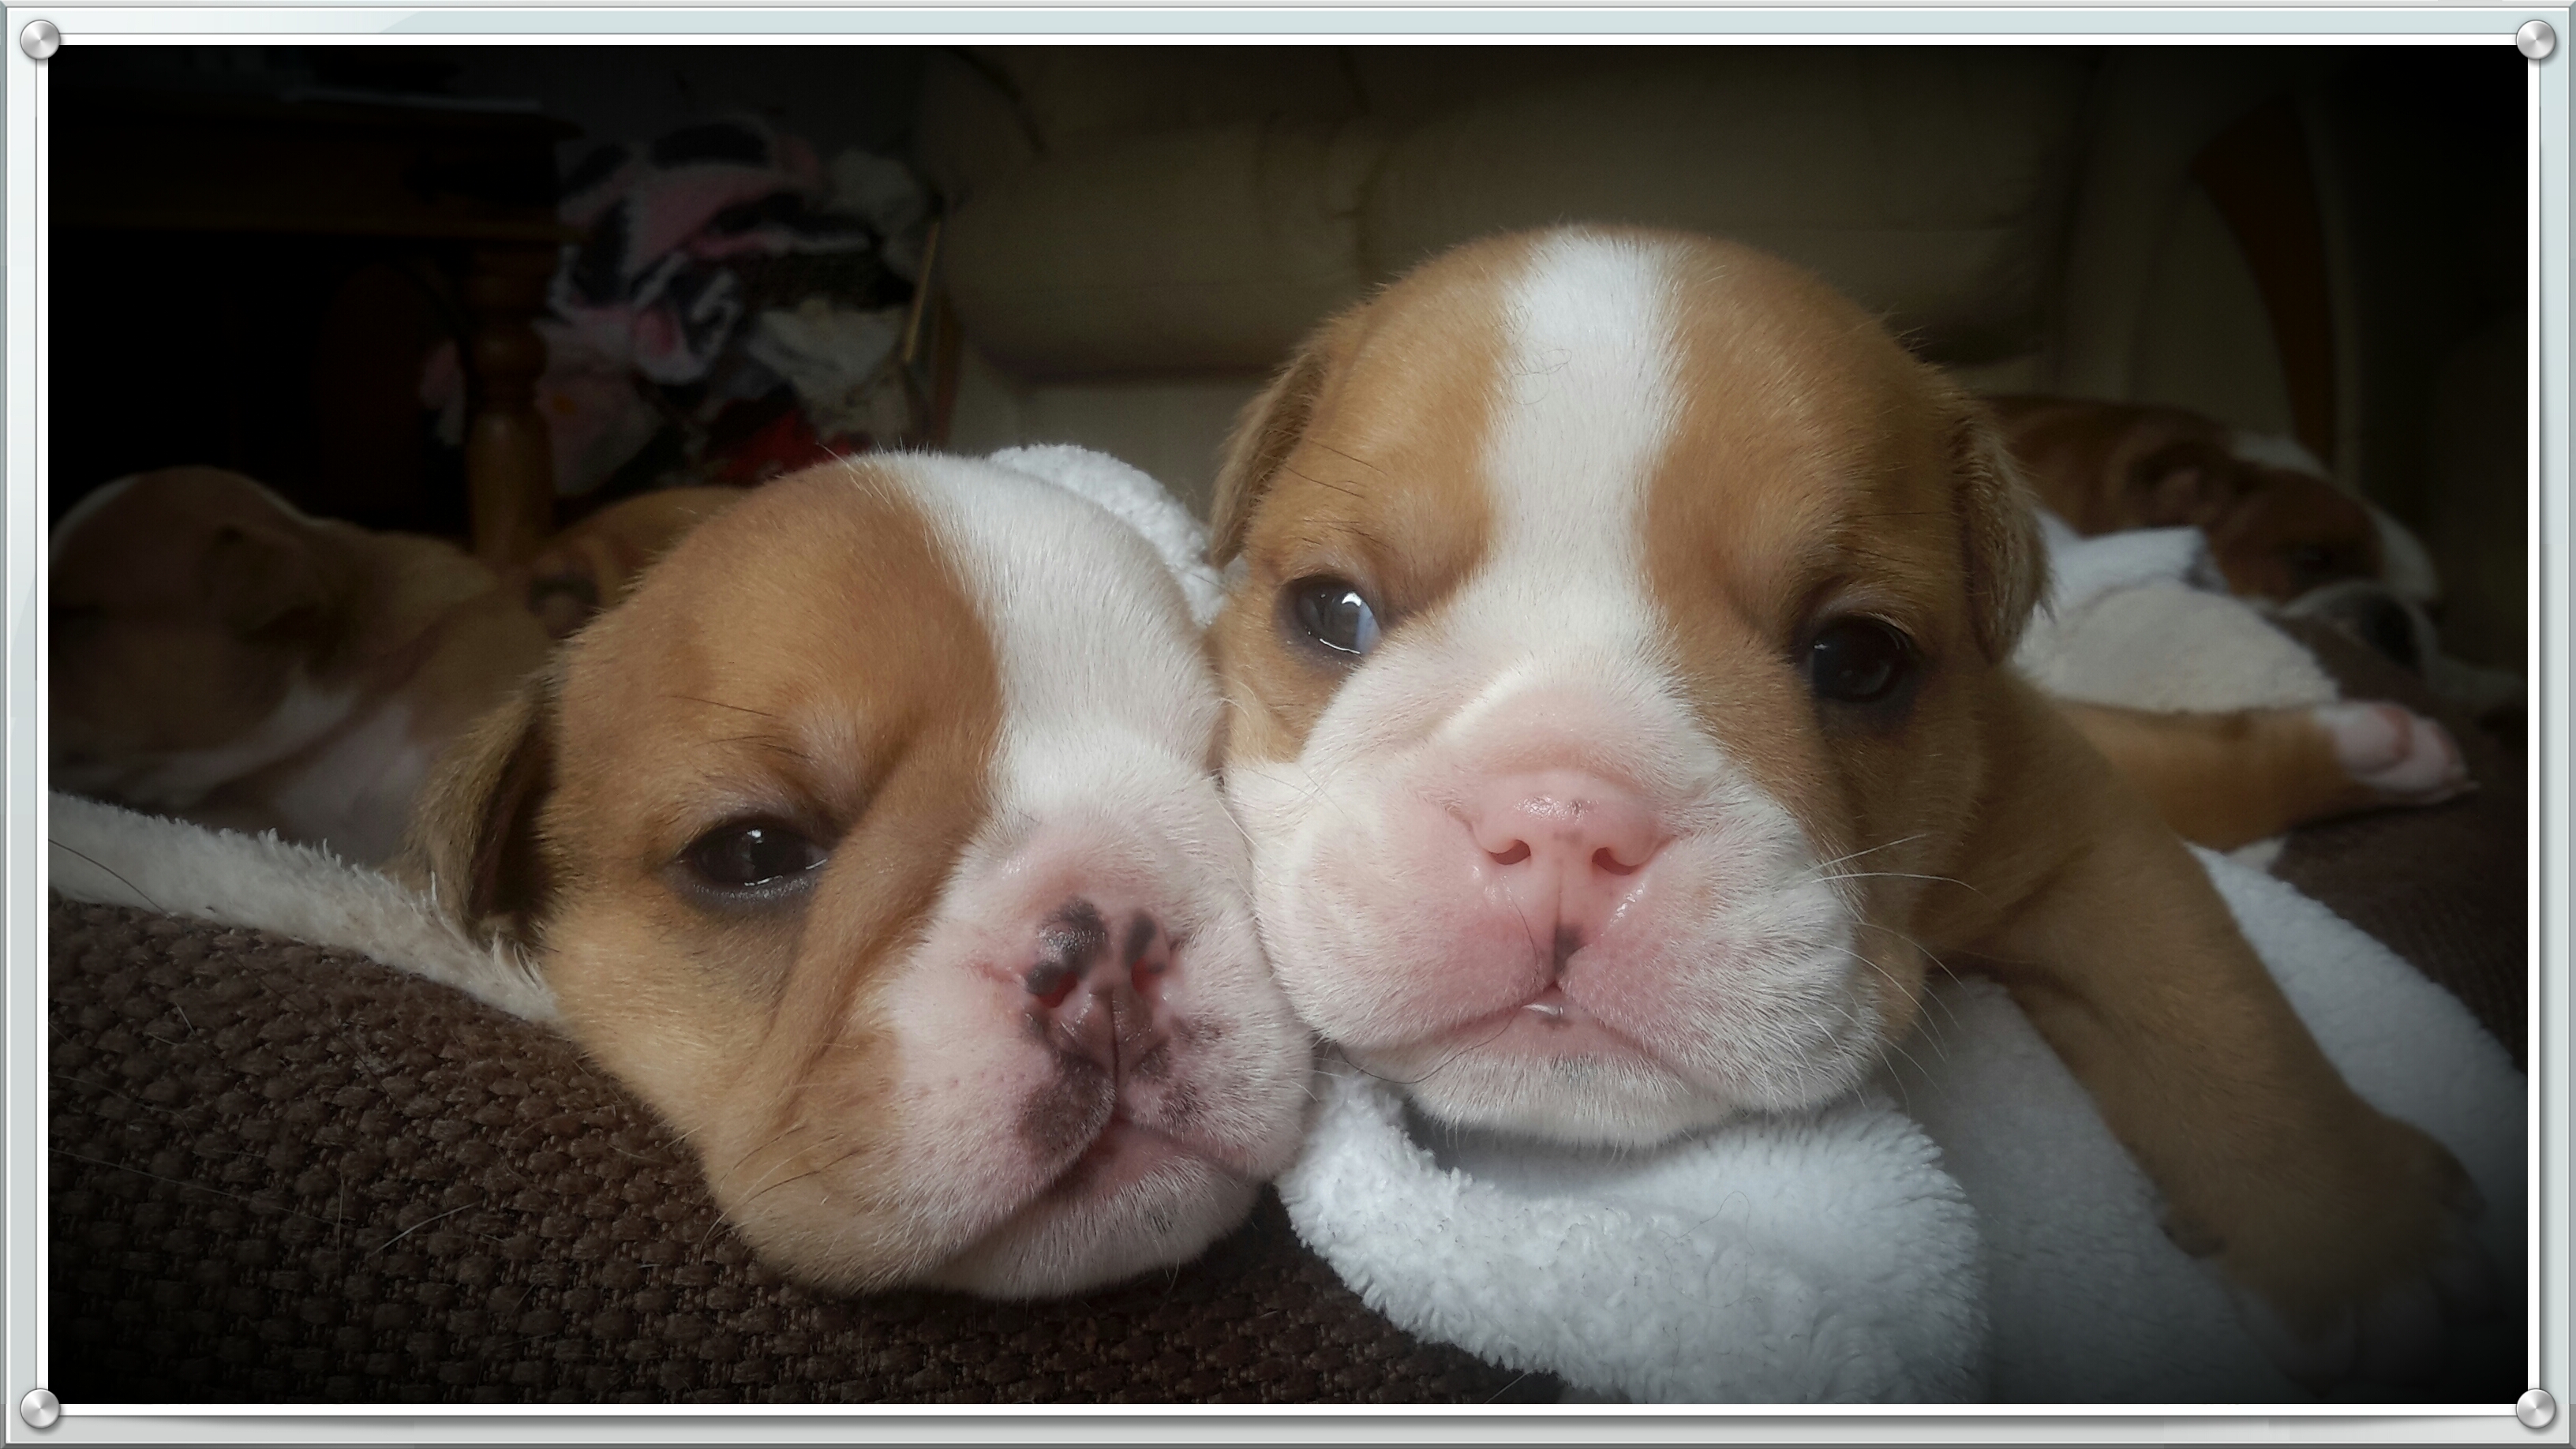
left=925, top=46, right=2312, bottom=513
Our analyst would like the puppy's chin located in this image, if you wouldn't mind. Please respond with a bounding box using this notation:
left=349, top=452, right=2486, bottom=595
left=712, top=1129, right=1265, bottom=1300
left=1350, top=1005, right=1880, bottom=1150
left=929, top=1155, right=1262, bottom=1298
left=1374, top=1047, right=1736, bottom=1148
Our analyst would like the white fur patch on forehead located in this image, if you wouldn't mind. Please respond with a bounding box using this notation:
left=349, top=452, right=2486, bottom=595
left=1488, top=231, right=1684, bottom=582
left=888, top=455, right=1218, bottom=826
left=1410, top=230, right=1687, bottom=730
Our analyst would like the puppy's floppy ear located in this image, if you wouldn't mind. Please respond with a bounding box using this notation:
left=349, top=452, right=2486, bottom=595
left=1949, top=398, right=2050, bottom=665
left=1210, top=312, right=1353, bottom=566
left=396, top=672, right=558, bottom=947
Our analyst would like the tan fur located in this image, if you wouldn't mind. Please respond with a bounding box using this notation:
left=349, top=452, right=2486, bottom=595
left=1919, top=678, right=2467, bottom=1332
left=514, top=486, right=747, bottom=639
left=51, top=466, right=549, bottom=861
left=1986, top=395, right=2382, bottom=603
left=397, top=458, right=1306, bottom=1298
left=2057, top=702, right=2419, bottom=851
left=1211, top=227, right=2476, bottom=1356
left=400, top=466, right=1002, bottom=1286
left=1209, top=243, right=1512, bottom=765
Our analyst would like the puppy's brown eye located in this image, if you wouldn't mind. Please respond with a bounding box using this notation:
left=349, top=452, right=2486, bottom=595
left=1807, top=618, right=1916, bottom=705
left=680, top=818, right=826, bottom=893
left=1287, top=575, right=1382, bottom=657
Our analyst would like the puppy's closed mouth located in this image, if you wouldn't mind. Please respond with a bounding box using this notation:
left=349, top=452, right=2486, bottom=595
left=1043, top=1111, right=1260, bottom=1203
left=1428, top=983, right=1664, bottom=1068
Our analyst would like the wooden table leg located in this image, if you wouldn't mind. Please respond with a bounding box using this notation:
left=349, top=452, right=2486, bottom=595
left=463, top=244, right=559, bottom=568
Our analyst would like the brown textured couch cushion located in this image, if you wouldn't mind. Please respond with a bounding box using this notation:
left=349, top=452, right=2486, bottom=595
left=47, top=901, right=1556, bottom=1405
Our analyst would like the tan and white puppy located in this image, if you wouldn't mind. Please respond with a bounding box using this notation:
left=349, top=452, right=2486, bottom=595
left=402, top=455, right=1310, bottom=1297
left=1208, top=227, right=2487, bottom=1380
left=1983, top=396, right=2403, bottom=605
left=51, top=466, right=550, bottom=865
left=1978, top=398, right=2474, bottom=848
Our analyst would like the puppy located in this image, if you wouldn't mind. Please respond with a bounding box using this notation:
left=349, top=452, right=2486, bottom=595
left=1999, top=395, right=2525, bottom=732
left=400, top=455, right=1310, bottom=1296
left=51, top=466, right=549, bottom=864
left=1983, top=396, right=2394, bottom=603
left=514, top=487, right=746, bottom=639
left=1982, top=398, right=2477, bottom=846
left=1207, top=227, right=2486, bottom=1380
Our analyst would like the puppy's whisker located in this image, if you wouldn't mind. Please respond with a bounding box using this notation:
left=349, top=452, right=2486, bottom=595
left=1811, top=869, right=1986, bottom=897
left=708, top=733, right=815, bottom=763
left=1310, top=440, right=1387, bottom=477
left=1823, top=939, right=1951, bottom=1040
left=737, top=1140, right=878, bottom=1215
left=1835, top=997, right=1935, bottom=1097
left=1850, top=919, right=1968, bottom=1023
left=666, top=693, right=786, bottom=722
left=728, top=1137, right=836, bottom=1210
left=1279, top=465, right=1368, bottom=504
left=1829, top=931, right=1952, bottom=1021
left=710, top=1121, right=807, bottom=1197
left=1509, top=900, right=1543, bottom=964
left=48, top=839, right=164, bottom=913
left=1210, top=798, right=1260, bottom=853
left=1866, top=1007, right=1942, bottom=1078
left=1805, top=833, right=1930, bottom=877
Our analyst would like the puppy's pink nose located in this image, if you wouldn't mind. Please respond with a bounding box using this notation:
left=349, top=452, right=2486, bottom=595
left=1466, top=772, right=1666, bottom=960
left=1023, top=898, right=1171, bottom=1081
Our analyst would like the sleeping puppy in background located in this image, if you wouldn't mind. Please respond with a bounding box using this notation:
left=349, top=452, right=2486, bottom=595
left=401, top=455, right=1310, bottom=1297
left=1987, top=395, right=2524, bottom=724
left=1979, top=395, right=2488, bottom=844
left=51, top=466, right=549, bottom=865
left=1208, top=227, right=2490, bottom=1381
left=1982, top=395, right=2400, bottom=604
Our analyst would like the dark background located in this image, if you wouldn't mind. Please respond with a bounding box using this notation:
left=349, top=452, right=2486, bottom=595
left=48, top=44, right=2522, bottom=539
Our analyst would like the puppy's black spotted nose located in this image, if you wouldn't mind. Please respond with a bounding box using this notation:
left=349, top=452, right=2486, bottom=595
left=1024, top=897, right=1174, bottom=1081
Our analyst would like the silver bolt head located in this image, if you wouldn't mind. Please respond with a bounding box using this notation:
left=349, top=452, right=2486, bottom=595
left=17, top=20, right=58, bottom=61
left=2518, top=20, right=2557, bottom=60
left=17, top=1388, right=58, bottom=1429
left=2518, top=1387, right=2557, bottom=1428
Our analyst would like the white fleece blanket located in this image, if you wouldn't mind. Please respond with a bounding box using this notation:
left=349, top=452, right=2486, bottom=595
left=1278, top=515, right=2525, bottom=1403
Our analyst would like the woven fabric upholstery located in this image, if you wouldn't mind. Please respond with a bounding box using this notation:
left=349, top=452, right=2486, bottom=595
left=47, top=902, right=1556, bottom=1405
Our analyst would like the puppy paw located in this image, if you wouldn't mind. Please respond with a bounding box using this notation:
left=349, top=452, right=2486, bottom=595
left=2313, top=702, right=2472, bottom=804
left=2216, top=1117, right=2497, bottom=1388
left=2233, top=1221, right=2497, bottom=1387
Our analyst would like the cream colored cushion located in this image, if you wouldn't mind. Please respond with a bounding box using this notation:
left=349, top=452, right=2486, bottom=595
left=944, top=120, right=1384, bottom=378
left=1361, top=51, right=2093, bottom=365
left=940, top=50, right=2093, bottom=376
